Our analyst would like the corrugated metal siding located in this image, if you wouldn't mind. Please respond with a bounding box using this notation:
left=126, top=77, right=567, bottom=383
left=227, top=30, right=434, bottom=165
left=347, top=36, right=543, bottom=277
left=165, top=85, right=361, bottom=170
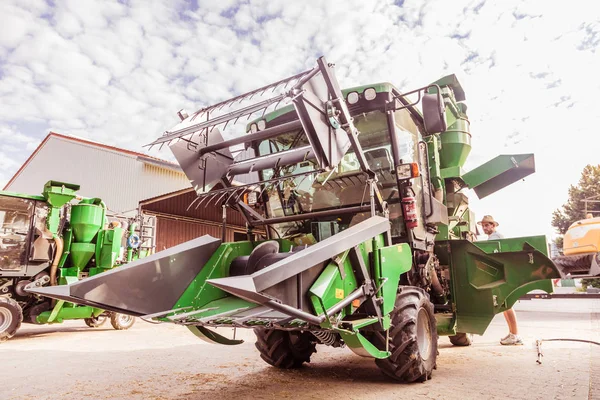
left=5, top=136, right=191, bottom=214
left=142, top=189, right=246, bottom=226
left=155, top=217, right=244, bottom=250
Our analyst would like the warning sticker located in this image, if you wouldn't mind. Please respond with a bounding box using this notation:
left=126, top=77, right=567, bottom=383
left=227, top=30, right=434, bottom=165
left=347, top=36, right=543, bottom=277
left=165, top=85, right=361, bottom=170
left=335, top=288, right=344, bottom=299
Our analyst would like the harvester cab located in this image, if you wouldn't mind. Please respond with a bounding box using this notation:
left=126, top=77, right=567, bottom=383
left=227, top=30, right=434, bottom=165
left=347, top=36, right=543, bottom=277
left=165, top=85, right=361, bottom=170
left=0, top=181, right=152, bottom=341
left=30, top=57, right=561, bottom=382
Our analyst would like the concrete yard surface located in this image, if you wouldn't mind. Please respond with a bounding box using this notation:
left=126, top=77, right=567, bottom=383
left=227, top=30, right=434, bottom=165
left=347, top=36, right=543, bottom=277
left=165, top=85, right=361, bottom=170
left=1, top=298, right=598, bottom=400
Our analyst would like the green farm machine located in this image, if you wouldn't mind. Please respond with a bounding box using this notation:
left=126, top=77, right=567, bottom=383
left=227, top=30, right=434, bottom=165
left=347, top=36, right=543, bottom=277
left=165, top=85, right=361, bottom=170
left=32, top=57, right=561, bottom=382
left=0, top=181, right=150, bottom=341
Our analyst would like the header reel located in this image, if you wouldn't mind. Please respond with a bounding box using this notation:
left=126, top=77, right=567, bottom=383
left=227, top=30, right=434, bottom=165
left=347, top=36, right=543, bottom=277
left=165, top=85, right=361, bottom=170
left=151, top=57, right=372, bottom=201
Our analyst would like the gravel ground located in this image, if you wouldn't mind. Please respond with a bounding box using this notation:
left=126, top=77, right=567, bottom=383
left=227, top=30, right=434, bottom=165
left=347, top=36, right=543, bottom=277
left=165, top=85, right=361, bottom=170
left=0, top=298, right=598, bottom=400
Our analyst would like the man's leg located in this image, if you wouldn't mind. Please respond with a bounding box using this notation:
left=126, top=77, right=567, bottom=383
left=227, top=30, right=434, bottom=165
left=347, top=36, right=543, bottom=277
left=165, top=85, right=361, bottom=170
left=503, top=308, right=518, bottom=335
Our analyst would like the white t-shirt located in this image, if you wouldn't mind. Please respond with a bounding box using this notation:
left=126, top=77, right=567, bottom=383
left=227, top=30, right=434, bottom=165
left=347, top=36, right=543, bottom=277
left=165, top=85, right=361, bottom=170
left=488, top=231, right=504, bottom=240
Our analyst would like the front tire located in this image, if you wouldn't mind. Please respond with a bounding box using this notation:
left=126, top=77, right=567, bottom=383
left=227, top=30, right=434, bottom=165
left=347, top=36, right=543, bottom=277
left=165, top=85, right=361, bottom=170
left=449, top=332, right=473, bottom=346
left=0, top=297, right=23, bottom=342
left=109, top=313, right=135, bottom=330
left=254, top=329, right=316, bottom=369
left=375, top=287, right=438, bottom=383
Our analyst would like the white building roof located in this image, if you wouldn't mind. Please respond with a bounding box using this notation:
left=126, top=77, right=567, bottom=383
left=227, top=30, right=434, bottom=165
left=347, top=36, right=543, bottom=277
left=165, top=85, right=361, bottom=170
left=4, top=132, right=191, bottom=214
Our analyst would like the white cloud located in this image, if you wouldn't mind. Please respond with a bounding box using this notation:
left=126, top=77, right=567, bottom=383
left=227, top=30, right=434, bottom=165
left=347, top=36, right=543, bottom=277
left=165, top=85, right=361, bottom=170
left=0, top=0, right=598, bottom=238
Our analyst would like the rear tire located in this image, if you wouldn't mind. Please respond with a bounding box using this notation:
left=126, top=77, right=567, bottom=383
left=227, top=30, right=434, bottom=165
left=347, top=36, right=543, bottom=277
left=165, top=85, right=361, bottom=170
left=254, top=329, right=316, bottom=369
left=0, top=297, right=23, bottom=342
left=109, top=313, right=135, bottom=330
left=374, top=287, right=438, bottom=383
left=84, top=316, right=107, bottom=328
left=449, top=332, right=473, bottom=346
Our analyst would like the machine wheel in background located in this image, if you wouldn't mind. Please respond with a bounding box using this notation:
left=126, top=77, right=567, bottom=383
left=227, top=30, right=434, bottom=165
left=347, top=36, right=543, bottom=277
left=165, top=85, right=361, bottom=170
left=0, top=297, right=23, bottom=342
left=375, top=287, right=438, bottom=383
left=254, top=329, right=316, bottom=369
left=109, top=313, right=135, bottom=330
left=84, top=315, right=107, bottom=328
left=449, top=332, right=473, bottom=346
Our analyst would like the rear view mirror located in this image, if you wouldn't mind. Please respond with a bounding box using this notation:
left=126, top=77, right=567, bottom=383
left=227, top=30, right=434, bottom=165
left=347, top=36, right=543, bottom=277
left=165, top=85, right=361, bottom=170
left=422, top=91, right=447, bottom=134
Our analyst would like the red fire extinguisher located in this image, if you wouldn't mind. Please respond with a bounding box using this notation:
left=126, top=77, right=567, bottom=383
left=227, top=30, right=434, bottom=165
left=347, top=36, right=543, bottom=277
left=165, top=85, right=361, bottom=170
left=401, top=196, right=418, bottom=229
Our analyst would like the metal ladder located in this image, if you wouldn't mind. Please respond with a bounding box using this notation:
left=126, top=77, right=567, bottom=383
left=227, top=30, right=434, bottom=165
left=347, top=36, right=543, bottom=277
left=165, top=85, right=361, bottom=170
left=138, top=214, right=156, bottom=255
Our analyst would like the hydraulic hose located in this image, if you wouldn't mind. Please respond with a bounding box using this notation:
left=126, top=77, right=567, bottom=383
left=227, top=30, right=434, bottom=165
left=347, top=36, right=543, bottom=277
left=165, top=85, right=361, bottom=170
left=49, top=234, right=64, bottom=286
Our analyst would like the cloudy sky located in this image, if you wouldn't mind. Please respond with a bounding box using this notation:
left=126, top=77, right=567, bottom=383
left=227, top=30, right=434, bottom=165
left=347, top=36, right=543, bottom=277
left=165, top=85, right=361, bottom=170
left=1, top=0, right=598, bottom=239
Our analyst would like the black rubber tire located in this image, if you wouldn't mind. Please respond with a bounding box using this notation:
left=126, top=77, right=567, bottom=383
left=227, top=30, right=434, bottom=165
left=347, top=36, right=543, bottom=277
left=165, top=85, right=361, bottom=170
left=84, top=316, right=107, bottom=328
left=109, top=313, right=135, bottom=330
left=449, top=332, right=473, bottom=346
left=0, top=297, right=23, bottom=342
left=254, top=329, right=316, bottom=369
left=374, top=287, right=438, bottom=383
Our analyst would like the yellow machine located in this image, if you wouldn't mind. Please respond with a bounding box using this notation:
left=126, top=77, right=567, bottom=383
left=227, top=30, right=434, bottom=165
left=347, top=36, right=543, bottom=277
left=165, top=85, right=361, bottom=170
left=554, top=215, right=600, bottom=277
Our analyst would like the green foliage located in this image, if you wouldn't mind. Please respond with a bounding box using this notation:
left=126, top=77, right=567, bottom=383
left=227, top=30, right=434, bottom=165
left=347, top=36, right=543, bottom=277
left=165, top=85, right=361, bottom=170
left=551, top=164, right=600, bottom=234
left=553, top=236, right=563, bottom=254
left=581, top=278, right=600, bottom=289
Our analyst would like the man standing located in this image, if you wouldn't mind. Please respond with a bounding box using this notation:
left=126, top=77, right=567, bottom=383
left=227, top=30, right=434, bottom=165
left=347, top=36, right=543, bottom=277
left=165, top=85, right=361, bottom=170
left=478, top=215, right=523, bottom=346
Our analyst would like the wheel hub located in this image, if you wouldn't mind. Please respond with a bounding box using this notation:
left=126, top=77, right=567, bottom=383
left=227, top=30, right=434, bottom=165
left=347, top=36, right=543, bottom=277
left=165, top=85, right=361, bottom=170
left=0, top=308, right=12, bottom=332
left=416, top=308, right=432, bottom=361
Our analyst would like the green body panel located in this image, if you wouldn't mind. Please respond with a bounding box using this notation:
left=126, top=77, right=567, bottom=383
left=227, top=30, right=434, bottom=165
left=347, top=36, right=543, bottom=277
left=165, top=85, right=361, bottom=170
left=59, top=275, right=79, bottom=285
left=70, top=203, right=103, bottom=243
left=308, top=251, right=359, bottom=323
left=42, top=181, right=80, bottom=207
left=335, top=328, right=390, bottom=359
left=425, top=135, right=443, bottom=193
left=58, top=227, right=73, bottom=268
left=170, top=242, right=254, bottom=312
left=97, top=227, right=124, bottom=269
left=437, top=237, right=560, bottom=334
left=37, top=303, right=102, bottom=324
left=473, top=235, right=549, bottom=255
left=435, top=312, right=456, bottom=336
left=438, top=128, right=471, bottom=170
left=431, top=74, right=466, bottom=101
left=70, top=243, right=96, bottom=270
left=440, top=166, right=464, bottom=179
left=43, top=181, right=80, bottom=233
left=463, top=154, right=535, bottom=199
left=378, top=243, right=413, bottom=315
left=0, top=190, right=45, bottom=201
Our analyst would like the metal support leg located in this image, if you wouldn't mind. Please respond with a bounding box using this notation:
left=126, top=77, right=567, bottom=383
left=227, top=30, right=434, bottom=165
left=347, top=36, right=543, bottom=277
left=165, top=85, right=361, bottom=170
left=369, top=179, right=376, bottom=217
left=222, top=205, right=227, bottom=242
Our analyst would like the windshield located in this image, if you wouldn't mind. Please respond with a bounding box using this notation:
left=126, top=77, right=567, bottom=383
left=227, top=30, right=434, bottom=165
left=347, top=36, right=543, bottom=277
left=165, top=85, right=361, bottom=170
left=0, top=195, right=34, bottom=270
left=255, top=108, right=420, bottom=237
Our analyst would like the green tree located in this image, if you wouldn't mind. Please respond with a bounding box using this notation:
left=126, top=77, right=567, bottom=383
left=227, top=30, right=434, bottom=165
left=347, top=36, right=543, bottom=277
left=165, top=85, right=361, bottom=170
left=551, top=164, right=600, bottom=235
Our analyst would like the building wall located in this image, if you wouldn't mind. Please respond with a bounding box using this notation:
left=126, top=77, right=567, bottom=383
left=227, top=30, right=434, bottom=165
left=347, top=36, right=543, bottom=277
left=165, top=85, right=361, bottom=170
left=154, top=216, right=246, bottom=250
left=5, top=135, right=190, bottom=214
left=141, top=189, right=246, bottom=226
left=141, top=188, right=250, bottom=250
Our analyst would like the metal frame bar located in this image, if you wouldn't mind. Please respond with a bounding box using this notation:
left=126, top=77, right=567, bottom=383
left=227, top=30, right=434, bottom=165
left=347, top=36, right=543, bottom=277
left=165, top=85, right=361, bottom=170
left=198, top=120, right=303, bottom=157
left=251, top=205, right=371, bottom=226
left=149, top=68, right=317, bottom=147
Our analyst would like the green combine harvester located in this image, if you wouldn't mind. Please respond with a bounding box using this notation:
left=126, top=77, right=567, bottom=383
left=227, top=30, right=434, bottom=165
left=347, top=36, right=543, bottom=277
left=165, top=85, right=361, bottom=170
left=0, top=181, right=150, bottom=341
left=31, top=57, right=561, bottom=382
